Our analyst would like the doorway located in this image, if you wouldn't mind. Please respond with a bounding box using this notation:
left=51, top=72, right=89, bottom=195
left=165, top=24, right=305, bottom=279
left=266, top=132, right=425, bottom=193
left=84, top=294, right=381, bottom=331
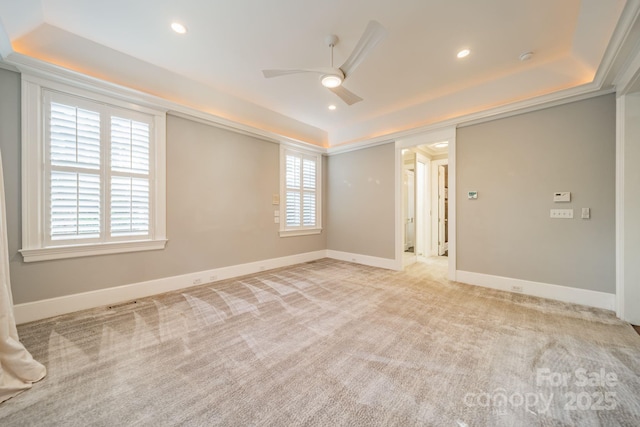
left=396, top=126, right=456, bottom=280
left=402, top=147, right=447, bottom=266
left=402, top=149, right=431, bottom=266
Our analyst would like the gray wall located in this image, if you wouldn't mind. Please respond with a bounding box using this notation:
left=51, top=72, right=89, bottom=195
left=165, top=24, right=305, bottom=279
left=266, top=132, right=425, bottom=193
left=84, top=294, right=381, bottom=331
left=326, top=143, right=395, bottom=259
left=0, top=68, right=326, bottom=304
left=456, top=94, right=616, bottom=293
left=0, top=64, right=618, bottom=303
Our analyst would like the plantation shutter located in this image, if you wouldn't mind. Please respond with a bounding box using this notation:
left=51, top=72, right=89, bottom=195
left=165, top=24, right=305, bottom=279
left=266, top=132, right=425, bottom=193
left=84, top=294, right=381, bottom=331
left=45, top=91, right=153, bottom=244
left=49, top=102, right=101, bottom=240
left=110, top=117, right=151, bottom=236
left=302, top=158, right=316, bottom=226
left=284, top=151, right=317, bottom=229
left=285, top=154, right=301, bottom=227
left=21, top=77, right=166, bottom=262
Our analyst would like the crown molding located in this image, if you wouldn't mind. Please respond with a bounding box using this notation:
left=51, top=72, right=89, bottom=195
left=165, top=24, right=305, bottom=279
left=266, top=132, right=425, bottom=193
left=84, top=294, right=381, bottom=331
left=326, top=137, right=395, bottom=156
left=1, top=16, right=632, bottom=160
left=2, top=51, right=618, bottom=159
left=1, top=52, right=328, bottom=153
left=326, top=82, right=614, bottom=156
left=611, top=1, right=640, bottom=95
left=456, top=85, right=615, bottom=129
left=167, top=110, right=326, bottom=154
left=594, top=0, right=640, bottom=88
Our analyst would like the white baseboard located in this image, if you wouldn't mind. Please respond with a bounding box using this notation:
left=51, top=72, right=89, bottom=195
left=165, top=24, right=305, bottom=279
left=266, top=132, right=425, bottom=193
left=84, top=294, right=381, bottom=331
left=456, top=270, right=616, bottom=311
left=13, top=250, right=327, bottom=324
left=326, top=250, right=401, bottom=270
left=16, top=254, right=613, bottom=324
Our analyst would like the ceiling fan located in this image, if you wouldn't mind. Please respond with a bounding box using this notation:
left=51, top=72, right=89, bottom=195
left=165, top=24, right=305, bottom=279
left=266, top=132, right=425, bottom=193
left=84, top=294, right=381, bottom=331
left=262, top=20, right=387, bottom=106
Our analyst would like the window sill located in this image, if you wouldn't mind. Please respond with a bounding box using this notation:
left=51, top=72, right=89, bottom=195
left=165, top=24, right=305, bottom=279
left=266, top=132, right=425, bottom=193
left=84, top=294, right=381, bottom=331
left=279, top=228, right=322, bottom=238
left=20, top=239, right=168, bottom=263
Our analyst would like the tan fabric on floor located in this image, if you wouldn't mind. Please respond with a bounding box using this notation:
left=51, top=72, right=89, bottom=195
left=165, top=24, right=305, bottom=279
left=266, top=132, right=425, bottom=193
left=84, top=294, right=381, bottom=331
left=0, top=150, right=46, bottom=403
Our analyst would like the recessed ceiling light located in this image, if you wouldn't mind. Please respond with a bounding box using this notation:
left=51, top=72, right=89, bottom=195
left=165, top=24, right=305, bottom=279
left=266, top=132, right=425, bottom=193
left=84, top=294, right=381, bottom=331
left=328, top=104, right=337, bottom=111
left=171, top=22, right=187, bottom=34
left=457, top=49, right=470, bottom=59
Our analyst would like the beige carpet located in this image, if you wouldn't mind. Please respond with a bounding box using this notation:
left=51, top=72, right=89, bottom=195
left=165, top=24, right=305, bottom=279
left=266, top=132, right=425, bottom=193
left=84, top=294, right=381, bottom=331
left=1, top=258, right=639, bottom=426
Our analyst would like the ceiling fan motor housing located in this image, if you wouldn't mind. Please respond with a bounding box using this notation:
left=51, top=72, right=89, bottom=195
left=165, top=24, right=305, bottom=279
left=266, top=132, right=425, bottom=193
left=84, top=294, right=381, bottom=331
left=321, top=71, right=344, bottom=88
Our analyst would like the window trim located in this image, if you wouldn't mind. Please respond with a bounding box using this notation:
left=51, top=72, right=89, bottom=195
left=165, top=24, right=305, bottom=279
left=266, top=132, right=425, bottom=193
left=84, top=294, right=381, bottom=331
left=20, top=74, right=167, bottom=262
left=279, top=145, right=322, bottom=237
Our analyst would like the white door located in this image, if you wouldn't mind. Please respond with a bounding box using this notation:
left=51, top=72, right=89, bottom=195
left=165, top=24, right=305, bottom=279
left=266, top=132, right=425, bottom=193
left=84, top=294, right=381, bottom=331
left=438, top=165, right=448, bottom=256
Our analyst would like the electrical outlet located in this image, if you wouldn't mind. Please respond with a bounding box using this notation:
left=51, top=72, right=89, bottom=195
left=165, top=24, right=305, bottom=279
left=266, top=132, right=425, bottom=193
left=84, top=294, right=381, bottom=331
left=193, top=278, right=202, bottom=285
left=511, top=285, right=523, bottom=293
left=209, top=275, right=217, bottom=282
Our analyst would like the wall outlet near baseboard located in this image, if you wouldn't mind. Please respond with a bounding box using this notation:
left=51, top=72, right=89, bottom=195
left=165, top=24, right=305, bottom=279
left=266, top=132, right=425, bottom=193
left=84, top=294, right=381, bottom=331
left=193, top=278, right=202, bottom=285
left=511, top=285, right=523, bottom=293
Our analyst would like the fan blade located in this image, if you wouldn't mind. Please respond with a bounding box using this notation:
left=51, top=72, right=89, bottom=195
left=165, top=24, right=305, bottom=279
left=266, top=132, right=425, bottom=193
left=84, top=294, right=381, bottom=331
left=263, top=69, right=314, bottom=78
left=329, top=86, right=363, bottom=105
left=339, top=20, right=387, bottom=78
left=262, top=67, right=337, bottom=79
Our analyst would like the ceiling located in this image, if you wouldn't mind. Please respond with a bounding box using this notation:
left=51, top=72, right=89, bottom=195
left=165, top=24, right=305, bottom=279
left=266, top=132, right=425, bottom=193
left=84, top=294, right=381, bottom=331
left=0, top=0, right=633, bottom=147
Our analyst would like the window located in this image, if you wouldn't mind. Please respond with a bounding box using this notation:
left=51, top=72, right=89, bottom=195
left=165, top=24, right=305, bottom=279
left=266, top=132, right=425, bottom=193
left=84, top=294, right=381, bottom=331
left=280, top=146, right=322, bottom=236
left=21, top=75, right=167, bottom=262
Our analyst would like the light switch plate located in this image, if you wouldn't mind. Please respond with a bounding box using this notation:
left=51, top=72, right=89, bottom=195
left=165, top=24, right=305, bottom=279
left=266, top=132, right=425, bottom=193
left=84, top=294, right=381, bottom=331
left=550, top=209, right=573, bottom=219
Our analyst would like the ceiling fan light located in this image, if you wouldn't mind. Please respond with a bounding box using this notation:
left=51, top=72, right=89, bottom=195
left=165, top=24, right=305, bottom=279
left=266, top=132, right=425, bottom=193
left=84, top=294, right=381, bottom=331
left=321, top=74, right=342, bottom=88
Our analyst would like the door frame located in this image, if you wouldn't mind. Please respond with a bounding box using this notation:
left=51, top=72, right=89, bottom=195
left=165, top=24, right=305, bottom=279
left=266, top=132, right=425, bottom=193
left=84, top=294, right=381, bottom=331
left=395, top=127, right=456, bottom=281
left=614, top=18, right=640, bottom=323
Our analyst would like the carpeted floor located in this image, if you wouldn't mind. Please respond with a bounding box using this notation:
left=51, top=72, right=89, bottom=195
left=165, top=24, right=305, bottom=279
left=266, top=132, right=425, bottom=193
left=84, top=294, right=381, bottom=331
left=1, top=258, right=639, bottom=426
